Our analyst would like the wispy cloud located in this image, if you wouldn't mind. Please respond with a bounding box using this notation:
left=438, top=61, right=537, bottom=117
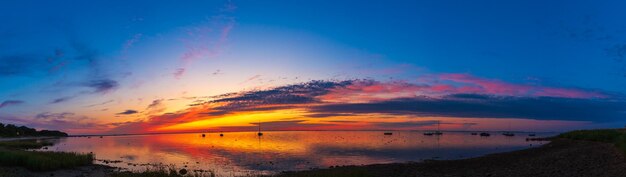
left=50, top=96, right=73, bottom=104
left=436, top=73, right=607, bottom=98
left=117, top=110, right=139, bottom=115
left=84, top=79, right=119, bottom=94
left=175, top=2, right=236, bottom=79
left=0, top=100, right=24, bottom=109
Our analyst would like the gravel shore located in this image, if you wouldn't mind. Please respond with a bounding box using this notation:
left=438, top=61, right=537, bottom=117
left=277, top=139, right=626, bottom=177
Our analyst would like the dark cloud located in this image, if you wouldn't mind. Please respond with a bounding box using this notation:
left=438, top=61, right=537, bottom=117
left=305, top=113, right=356, bottom=118
left=84, top=79, right=118, bottom=94
left=212, top=80, right=352, bottom=105
left=202, top=105, right=298, bottom=116
left=117, top=110, right=138, bottom=115
left=219, top=120, right=330, bottom=131
left=85, top=100, right=115, bottom=107
left=200, top=80, right=353, bottom=116
left=144, top=99, right=165, bottom=115
left=309, top=94, right=626, bottom=122
left=50, top=96, right=73, bottom=104
left=0, top=100, right=24, bottom=109
left=35, top=112, right=76, bottom=120
left=370, top=121, right=440, bottom=128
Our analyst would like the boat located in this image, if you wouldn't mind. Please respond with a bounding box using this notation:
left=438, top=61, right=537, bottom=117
left=502, top=132, right=515, bottom=136
left=201, top=134, right=205, bottom=137
left=471, top=132, right=478, bottom=135
left=384, top=132, right=393, bottom=135
left=219, top=133, right=224, bottom=137
left=257, top=120, right=263, bottom=136
left=502, top=122, right=515, bottom=136
left=480, top=132, right=491, bottom=137
left=423, top=132, right=434, bottom=136
left=433, top=121, right=443, bottom=135
left=528, top=133, right=536, bottom=137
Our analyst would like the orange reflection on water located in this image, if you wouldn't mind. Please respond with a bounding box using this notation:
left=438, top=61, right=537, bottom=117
left=46, top=131, right=552, bottom=176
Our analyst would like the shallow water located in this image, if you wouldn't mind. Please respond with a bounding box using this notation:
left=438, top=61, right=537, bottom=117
left=42, top=131, right=552, bottom=176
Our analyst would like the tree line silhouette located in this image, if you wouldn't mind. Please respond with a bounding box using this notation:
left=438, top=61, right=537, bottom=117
left=0, top=123, right=67, bottom=137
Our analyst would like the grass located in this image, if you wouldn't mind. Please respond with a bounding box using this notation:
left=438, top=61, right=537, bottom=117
left=0, top=139, right=94, bottom=171
left=0, top=149, right=94, bottom=171
left=558, top=129, right=626, bottom=153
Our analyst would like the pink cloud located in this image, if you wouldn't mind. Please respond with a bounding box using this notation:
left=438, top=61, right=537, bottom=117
left=321, top=74, right=606, bottom=103
left=123, top=33, right=143, bottom=52
left=176, top=4, right=235, bottom=79
left=320, top=80, right=427, bottom=102
left=173, top=68, right=186, bottom=79
left=437, top=73, right=606, bottom=98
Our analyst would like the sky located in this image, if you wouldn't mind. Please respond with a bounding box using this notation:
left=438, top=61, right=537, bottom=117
left=1, top=0, right=626, bottom=135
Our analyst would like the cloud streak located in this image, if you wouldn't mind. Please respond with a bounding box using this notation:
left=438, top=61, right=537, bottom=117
left=117, top=110, right=139, bottom=115
left=0, top=100, right=24, bottom=109
left=84, top=79, right=119, bottom=94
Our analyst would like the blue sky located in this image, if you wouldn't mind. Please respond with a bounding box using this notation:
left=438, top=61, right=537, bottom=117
left=1, top=0, right=625, bottom=134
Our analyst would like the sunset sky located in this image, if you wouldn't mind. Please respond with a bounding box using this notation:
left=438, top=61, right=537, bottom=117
left=1, top=0, right=626, bottom=134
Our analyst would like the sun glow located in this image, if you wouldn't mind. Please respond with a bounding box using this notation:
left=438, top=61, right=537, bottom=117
left=155, top=108, right=309, bottom=131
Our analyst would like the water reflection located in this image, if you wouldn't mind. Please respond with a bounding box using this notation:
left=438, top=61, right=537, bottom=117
left=45, top=131, right=552, bottom=176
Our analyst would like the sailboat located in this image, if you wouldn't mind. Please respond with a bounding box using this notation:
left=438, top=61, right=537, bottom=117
left=434, top=121, right=443, bottom=135
left=257, top=120, right=263, bottom=136
left=424, top=121, right=443, bottom=136
left=502, top=122, right=515, bottom=136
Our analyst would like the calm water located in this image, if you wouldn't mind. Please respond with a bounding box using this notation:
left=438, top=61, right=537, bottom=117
left=43, top=131, right=552, bottom=176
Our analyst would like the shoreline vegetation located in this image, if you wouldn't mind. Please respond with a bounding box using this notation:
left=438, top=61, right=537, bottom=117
left=0, top=126, right=625, bottom=177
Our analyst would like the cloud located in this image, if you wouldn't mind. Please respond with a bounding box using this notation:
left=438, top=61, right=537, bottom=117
left=369, top=120, right=440, bottom=128
left=84, top=79, right=119, bottom=94
left=436, top=73, right=606, bottom=98
left=85, top=100, right=115, bottom=107
left=50, top=96, right=73, bottom=104
left=122, top=33, right=142, bottom=53
left=35, top=112, right=76, bottom=120
left=173, top=68, right=186, bottom=79
left=310, top=94, right=626, bottom=122
left=145, top=99, right=166, bottom=115
left=240, top=74, right=261, bottom=84
left=175, top=2, right=236, bottom=79
left=0, top=100, right=24, bottom=109
left=117, top=110, right=139, bottom=115
left=203, top=80, right=353, bottom=114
